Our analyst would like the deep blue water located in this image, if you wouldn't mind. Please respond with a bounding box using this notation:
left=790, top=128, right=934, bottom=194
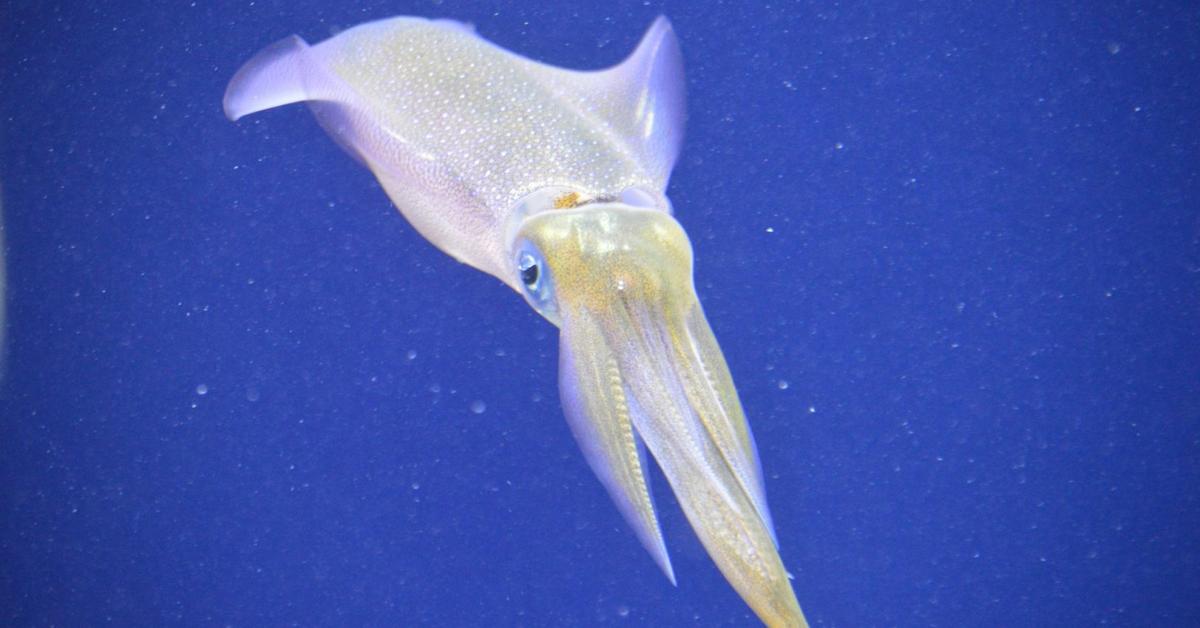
left=2, top=2, right=1198, bottom=626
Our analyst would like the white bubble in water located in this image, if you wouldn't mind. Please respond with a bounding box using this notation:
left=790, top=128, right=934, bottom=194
left=470, top=400, right=487, bottom=414
left=195, top=384, right=208, bottom=396
left=777, top=380, right=789, bottom=390
left=406, top=349, right=417, bottom=360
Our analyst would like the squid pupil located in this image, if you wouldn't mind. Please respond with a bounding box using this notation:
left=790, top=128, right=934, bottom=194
left=521, top=263, right=539, bottom=287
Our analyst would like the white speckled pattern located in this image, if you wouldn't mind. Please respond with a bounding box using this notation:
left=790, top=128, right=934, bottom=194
left=225, top=17, right=684, bottom=287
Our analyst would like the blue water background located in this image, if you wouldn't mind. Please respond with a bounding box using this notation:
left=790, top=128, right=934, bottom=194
left=2, top=2, right=1197, bottom=625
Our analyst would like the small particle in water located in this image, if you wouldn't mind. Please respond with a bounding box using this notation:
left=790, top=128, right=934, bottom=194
left=411, top=482, right=420, bottom=490
left=195, top=384, right=208, bottom=396
left=429, top=383, right=441, bottom=394
left=470, top=400, right=487, bottom=414
left=1106, top=41, right=1121, bottom=55
left=765, top=226, right=775, bottom=233
left=245, top=386, right=260, bottom=402
left=835, top=141, right=844, bottom=150
left=808, top=405, right=817, bottom=414
left=616, top=605, right=630, bottom=618
left=777, top=380, right=789, bottom=390
left=406, top=349, right=417, bottom=360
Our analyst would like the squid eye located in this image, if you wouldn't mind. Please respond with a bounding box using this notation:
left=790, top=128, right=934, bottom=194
left=514, top=243, right=557, bottom=323
left=519, top=252, right=540, bottom=289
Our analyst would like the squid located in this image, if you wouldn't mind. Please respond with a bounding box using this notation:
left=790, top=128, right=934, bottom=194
left=225, top=16, right=807, bottom=626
